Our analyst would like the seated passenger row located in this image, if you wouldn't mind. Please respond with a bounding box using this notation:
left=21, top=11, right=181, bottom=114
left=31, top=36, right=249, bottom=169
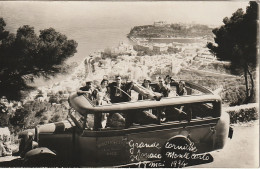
left=77, top=75, right=189, bottom=106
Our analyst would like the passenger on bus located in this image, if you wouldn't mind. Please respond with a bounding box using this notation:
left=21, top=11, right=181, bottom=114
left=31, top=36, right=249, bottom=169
left=177, top=80, right=187, bottom=96
left=154, top=77, right=170, bottom=97
left=106, top=75, right=134, bottom=128
left=108, top=75, right=133, bottom=103
left=165, top=75, right=178, bottom=86
left=165, top=75, right=173, bottom=84
left=77, top=80, right=94, bottom=100
left=138, top=78, right=154, bottom=100
left=135, top=78, right=158, bottom=125
left=93, top=79, right=110, bottom=129
left=93, top=79, right=110, bottom=105
left=0, top=138, right=7, bottom=157
left=167, top=81, right=191, bottom=122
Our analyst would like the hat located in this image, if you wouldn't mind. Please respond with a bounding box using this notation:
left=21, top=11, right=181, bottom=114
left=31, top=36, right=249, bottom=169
left=158, top=77, right=164, bottom=82
left=85, top=79, right=93, bottom=85
left=115, top=75, right=121, bottom=80
left=179, top=80, right=185, bottom=86
left=101, top=79, right=109, bottom=85
left=143, top=78, right=151, bottom=83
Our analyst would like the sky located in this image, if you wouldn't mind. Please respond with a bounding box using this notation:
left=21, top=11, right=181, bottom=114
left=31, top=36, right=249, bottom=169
left=89, top=1, right=250, bottom=26
left=0, top=1, right=253, bottom=86
left=0, top=1, right=250, bottom=28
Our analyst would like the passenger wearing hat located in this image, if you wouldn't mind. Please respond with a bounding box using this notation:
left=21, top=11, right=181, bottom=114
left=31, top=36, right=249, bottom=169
left=108, top=75, right=133, bottom=103
left=106, top=75, right=135, bottom=128
left=164, top=75, right=179, bottom=97
left=165, top=75, right=178, bottom=86
left=138, top=78, right=154, bottom=100
left=77, top=80, right=94, bottom=100
left=154, top=77, right=170, bottom=97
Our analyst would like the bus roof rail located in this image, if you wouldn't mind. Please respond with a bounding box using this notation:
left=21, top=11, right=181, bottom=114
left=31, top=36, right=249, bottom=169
left=69, top=93, right=221, bottom=115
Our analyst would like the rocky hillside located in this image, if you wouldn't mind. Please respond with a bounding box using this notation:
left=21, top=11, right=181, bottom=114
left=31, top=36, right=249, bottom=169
left=128, top=24, right=213, bottom=38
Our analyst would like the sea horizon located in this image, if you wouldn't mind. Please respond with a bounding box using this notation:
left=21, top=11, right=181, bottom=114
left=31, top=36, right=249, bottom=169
left=0, top=1, right=249, bottom=87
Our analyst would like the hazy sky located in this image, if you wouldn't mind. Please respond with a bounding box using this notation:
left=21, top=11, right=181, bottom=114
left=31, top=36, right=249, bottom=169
left=0, top=1, right=250, bottom=27
left=0, top=1, right=251, bottom=86
left=84, top=1, right=250, bottom=26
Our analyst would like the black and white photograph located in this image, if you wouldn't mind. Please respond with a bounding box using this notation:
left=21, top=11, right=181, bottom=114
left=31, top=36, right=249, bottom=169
left=0, top=1, right=259, bottom=168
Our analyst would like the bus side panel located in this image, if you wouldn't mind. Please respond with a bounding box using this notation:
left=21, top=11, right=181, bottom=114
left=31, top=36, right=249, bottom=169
left=96, top=135, right=128, bottom=167
left=126, top=129, right=176, bottom=164
left=78, top=136, right=97, bottom=167
left=125, top=123, right=216, bottom=164
left=38, top=133, right=73, bottom=164
left=187, top=124, right=216, bottom=153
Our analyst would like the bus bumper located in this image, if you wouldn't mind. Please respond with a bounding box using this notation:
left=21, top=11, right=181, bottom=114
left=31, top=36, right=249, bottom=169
left=228, top=126, right=233, bottom=139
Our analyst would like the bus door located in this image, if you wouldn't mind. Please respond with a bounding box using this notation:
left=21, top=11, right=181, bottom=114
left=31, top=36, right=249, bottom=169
left=124, top=107, right=179, bottom=165
left=95, top=113, right=128, bottom=166
left=184, top=102, right=220, bottom=153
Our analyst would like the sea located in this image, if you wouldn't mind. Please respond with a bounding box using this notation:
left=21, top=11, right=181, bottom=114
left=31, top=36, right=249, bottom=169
left=0, top=2, right=136, bottom=86
left=0, top=1, right=248, bottom=87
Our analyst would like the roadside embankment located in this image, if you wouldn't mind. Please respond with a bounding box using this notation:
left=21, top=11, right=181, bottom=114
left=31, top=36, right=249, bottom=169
left=223, top=103, right=258, bottom=124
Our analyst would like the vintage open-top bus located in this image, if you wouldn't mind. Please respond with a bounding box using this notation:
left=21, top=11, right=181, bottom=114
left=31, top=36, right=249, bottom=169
left=18, top=81, right=233, bottom=167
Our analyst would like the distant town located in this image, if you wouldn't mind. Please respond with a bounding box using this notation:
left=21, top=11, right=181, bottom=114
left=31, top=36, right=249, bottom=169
left=21, top=21, right=233, bottom=107
left=81, top=21, right=229, bottom=83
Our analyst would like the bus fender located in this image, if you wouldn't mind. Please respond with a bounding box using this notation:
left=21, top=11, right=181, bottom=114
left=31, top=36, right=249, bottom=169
left=23, top=147, right=57, bottom=167
left=18, top=130, right=37, bottom=157
left=24, top=147, right=56, bottom=158
left=214, top=111, right=230, bottom=150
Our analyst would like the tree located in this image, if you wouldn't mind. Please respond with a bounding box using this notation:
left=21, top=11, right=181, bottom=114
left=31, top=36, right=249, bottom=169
left=207, top=2, right=258, bottom=103
left=0, top=18, right=9, bottom=41
left=0, top=18, right=78, bottom=100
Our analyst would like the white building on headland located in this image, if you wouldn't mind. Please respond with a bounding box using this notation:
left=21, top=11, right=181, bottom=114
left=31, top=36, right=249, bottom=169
left=154, top=21, right=166, bottom=27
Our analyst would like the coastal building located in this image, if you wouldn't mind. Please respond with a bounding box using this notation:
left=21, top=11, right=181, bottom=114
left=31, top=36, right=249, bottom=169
left=194, top=54, right=216, bottom=63
left=114, top=42, right=133, bottom=54
left=113, top=42, right=136, bottom=56
left=101, top=42, right=136, bottom=57
left=170, top=42, right=183, bottom=47
left=153, top=44, right=168, bottom=52
left=194, top=49, right=217, bottom=63
left=133, top=44, right=152, bottom=52
left=182, top=48, right=197, bottom=58
left=154, top=21, right=166, bottom=27
left=168, top=46, right=181, bottom=53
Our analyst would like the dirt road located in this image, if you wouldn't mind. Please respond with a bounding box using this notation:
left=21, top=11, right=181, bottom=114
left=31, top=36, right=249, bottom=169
left=194, top=120, right=259, bottom=168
